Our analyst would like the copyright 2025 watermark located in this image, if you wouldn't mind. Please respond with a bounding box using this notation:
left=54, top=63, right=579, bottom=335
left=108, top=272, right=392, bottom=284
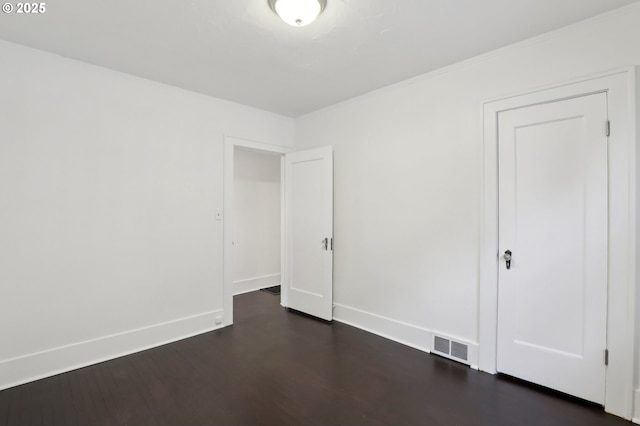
left=2, top=2, right=46, bottom=13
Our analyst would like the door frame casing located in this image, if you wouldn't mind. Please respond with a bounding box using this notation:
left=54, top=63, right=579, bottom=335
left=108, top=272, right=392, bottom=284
left=479, top=68, right=637, bottom=419
left=223, top=135, right=292, bottom=326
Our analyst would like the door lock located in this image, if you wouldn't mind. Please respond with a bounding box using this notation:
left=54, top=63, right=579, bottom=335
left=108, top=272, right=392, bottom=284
left=322, top=237, right=329, bottom=251
left=504, top=250, right=512, bottom=270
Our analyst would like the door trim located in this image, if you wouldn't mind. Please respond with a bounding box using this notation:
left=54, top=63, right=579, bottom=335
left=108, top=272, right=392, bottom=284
left=223, top=135, right=292, bottom=326
left=479, top=68, right=637, bottom=419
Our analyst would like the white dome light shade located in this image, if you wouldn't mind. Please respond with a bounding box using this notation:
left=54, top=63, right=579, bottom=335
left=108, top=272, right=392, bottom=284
left=269, top=0, right=326, bottom=27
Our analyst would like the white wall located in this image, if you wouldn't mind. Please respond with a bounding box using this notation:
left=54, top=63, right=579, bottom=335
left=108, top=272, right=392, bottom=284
left=296, top=2, right=640, bottom=417
left=233, top=148, right=281, bottom=294
left=0, top=40, right=293, bottom=390
left=635, top=67, right=640, bottom=425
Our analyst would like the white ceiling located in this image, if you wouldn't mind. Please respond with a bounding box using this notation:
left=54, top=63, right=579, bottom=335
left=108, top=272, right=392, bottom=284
left=0, top=0, right=637, bottom=116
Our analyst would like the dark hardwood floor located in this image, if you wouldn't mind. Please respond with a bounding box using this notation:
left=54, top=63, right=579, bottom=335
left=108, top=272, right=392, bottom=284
left=1, top=291, right=633, bottom=425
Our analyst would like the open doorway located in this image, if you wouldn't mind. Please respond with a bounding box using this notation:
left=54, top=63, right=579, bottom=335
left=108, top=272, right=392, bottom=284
left=232, top=147, right=282, bottom=296
left=222, top=136, right=291, bottom=325
left=223, top=136, right=334, bottom=325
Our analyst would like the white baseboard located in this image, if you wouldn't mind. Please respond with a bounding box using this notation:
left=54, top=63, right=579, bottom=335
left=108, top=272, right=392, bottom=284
left=333, top=303, right=431, bottom=353
left=633, top=388, right=640, bottom=424
left=0, top=309, right=224, bottom=391
left=233, top=273, right=280, bottom=295
left=333, top=304, right=479, bottom=369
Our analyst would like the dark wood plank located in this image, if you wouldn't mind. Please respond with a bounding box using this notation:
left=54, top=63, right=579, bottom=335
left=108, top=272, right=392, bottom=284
left=0, top=290, right=633, bottom=425
left=0, top=378, right=8, bottom=426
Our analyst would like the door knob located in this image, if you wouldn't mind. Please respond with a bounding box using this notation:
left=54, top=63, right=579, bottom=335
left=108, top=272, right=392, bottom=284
left=504, top=250, right=512, bottom=270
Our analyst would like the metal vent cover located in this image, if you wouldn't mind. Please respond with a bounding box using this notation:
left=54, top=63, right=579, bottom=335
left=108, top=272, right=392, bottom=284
left=433, top=335, right=450, bottom=354
left=451, top=341, right=468, bottom=361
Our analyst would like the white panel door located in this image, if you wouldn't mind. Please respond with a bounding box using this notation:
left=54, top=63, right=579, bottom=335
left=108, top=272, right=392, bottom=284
left=284, top=146, right=333, bottom=321
left=497, top=93, right=608, bottom=404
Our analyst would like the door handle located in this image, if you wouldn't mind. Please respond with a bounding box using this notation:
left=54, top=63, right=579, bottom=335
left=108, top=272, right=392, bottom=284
left=504, top=250, right=512, bottom=270
left=322, top=237, right=328, bottom=251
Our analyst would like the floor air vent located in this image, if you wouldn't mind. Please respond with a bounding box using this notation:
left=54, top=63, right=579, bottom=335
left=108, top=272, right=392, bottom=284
left=433, top=335, right=450, bottom=354
left=432, top=333, right=470, bottom=365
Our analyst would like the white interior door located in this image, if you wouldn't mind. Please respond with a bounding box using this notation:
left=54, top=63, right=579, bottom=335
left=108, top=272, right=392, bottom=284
left=496, top=93, right=608, bottom=404
left=283, top=146, right=333, bottom=321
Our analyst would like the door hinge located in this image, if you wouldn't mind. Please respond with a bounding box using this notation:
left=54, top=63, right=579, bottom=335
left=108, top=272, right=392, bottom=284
left=606, top=120, right=611, bottom=137
left=604, top=349, right=609, bottom=366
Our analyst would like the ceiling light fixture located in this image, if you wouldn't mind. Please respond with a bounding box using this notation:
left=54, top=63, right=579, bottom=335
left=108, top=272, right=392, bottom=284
left=268, top=0, right=327, bottom=27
